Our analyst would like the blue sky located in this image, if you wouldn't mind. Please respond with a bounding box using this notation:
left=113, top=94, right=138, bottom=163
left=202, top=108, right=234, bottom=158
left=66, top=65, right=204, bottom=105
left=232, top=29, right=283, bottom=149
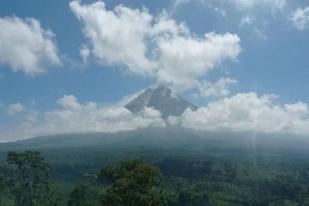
left=1, top=0, right=309, bottom=140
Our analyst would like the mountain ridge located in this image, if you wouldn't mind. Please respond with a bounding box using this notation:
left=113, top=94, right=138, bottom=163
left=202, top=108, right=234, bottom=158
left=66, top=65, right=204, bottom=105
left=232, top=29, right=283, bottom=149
left=125, top=86, right=197, bottom=118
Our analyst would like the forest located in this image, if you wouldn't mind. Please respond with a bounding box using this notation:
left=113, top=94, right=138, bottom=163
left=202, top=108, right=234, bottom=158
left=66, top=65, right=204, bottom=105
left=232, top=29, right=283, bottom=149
left=1, top=148, right=309, bottom=206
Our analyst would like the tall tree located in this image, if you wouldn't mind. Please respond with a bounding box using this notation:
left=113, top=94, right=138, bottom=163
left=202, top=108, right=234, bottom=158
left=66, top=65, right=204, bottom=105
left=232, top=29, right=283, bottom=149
left=99, top=160, right=167, bottom=206
left=68, top=184, right=90, bottom=206
left=0, top=166, right=14, bottom=206
left=6, top=151, right=58, bottom=206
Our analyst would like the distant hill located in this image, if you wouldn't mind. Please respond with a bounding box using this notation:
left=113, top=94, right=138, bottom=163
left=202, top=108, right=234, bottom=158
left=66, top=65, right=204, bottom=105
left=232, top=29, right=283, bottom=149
left=1, top=128, right=309, bottom=161
left=125, top=86, right=197, bottom=118
left=0, top=128, right=207, bottom=152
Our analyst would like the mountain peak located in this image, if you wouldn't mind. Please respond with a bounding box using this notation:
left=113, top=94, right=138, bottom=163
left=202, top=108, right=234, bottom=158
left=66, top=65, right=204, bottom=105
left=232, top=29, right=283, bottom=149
left=125, top=86, right=197, bottom=118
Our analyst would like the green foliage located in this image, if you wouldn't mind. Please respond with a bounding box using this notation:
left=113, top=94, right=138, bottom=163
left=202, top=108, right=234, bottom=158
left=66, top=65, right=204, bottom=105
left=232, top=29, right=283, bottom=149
left=99, top=160, right=167, bottom=206
left=68, top=184, right=90, bottom=206
left=0, top=167, right=15, bottom=206
left=6, top=151, right=58, bottom=206
left=3, top=147, right=309, bottom=206
left=178, top=188, right=208, bottom=206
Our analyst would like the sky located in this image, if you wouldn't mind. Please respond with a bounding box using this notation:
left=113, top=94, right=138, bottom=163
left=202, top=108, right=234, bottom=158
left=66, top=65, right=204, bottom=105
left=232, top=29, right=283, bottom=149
left=1, top=0, right=309, bottom=141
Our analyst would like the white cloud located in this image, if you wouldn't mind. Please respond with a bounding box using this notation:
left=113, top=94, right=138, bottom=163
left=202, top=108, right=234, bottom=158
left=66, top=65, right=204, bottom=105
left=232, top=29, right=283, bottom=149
left=291, top=7, right=309, bottom=31
left=7, top=103, right=25, bottom=116
left=0, top=16, right=61, bottom=75
left=80, top=45, right=90, bottom=64
left=43, top=95, right=165, bottom=134
left=57, top=95, right=81, bottom=110
left=3, top=92, right=309, bottom=141
left=197, top=78, right=237, bottom=98
left=179, top=93, right=309, bottom=135
left=70, top=0, right=241, bottom=91
left=156, top=32, right=240, bottom=86
left=180, top=0, right=287, bottom=12
left=1, top=95, right=165, bottom=141
left=284, top=102, right=308, bottom=116
left=170, top=0, right=287, bottom=40
left=169, top=0, right=191, bottom=15
left=70, top=0, right=155, bottom=75
left=239, top=15, right=256, bottom=26
left=228, top=0, right=286, bottom=11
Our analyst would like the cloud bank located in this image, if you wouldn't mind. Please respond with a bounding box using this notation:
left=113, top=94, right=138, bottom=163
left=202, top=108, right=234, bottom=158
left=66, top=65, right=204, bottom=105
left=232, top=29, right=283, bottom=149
left=3, top=92, right=309, bottom=141
left=178, top=93, right=309, bottom=135
left=0, top=17, right=61, bottom=75
left=1, top=95, right=165, bottom=141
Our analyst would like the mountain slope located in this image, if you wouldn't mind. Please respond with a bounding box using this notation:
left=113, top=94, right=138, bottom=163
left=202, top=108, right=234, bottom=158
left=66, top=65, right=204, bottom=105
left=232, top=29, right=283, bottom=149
left=125, top=86, right=197, bottom=118
left=1, top=128, right=309, bottom=158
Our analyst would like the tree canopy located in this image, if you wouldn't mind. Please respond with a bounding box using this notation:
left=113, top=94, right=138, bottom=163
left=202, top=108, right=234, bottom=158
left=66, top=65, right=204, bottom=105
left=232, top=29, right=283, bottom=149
left=6, top=151, right=58, bottom=206
left=98, top=160, right=167, bottom=206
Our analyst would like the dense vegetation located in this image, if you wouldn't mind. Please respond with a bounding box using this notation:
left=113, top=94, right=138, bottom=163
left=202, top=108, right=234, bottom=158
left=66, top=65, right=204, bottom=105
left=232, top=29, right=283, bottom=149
left=1, top=129, right=309, bottom=205
left=1, top=149, right=309, bottom=206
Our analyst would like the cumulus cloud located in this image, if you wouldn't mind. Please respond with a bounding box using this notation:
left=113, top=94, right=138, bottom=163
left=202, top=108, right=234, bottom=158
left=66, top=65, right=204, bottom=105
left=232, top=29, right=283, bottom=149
left=7, top=103, right=25, bottom=116
left=70, top=0, right=155, bottom=75
left=44, top=95, right=165, bottom=134
left=291, top=7, right=309, bottom=31
left=1, top=95, right=165, bottom=141
left=70, top=0, right=241, bottom=91
left=3, top=92, right=309, bottom=141
left=156, top=32, right=240, bottom=86
left=197, top=78, right=237, bottom=98
left=178, top=93, right=309, bottom=135
left=0, top=16, right=61, bottom=75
